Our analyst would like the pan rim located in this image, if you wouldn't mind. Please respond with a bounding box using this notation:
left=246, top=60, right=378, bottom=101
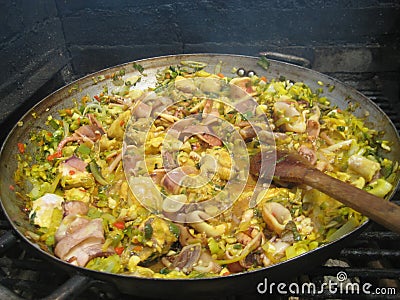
left=0, top=53, right=398, bottom=286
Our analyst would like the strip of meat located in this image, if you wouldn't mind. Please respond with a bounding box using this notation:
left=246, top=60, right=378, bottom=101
left=55, top=218, right=104, bottom=259
left=55, top=215, right=90, bottom=242
left=75, top=124, right=104, bottom=141
left=64, top=238, right=113, bottom=267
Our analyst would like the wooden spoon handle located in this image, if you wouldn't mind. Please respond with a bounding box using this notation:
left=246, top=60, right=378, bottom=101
left=303, top=168, right=400, bottom=234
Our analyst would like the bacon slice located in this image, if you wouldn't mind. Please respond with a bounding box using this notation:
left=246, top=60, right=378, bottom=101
left=54, top=218, right=113, bottom=267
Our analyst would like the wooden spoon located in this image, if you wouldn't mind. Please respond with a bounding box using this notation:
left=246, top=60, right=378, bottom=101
left=250, top=150, right=400, bottom=234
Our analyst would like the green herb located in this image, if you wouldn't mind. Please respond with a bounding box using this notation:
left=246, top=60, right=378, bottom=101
left=86, top=255, right=122, bottom=274
left=133, top=63, right=145, bottom=74
left=337, top=125, right=346, bottom=132
left=77, top=144, right=91, bottom=155
left=89, top=161, right=109, bottom=185
left=285, top=221, right=301, bottom=241
left=112, top=69, right=126, bottom=86
left=117, top=69, right=125, bottom=76
left=29, top=211, right=37, bottom=223
left=180, top=60, right=207, bottom=70
left=208, top=238, right=221, bottom=255
left=92, top=75, right=106, bottom=84
left=169, top=223, right=180, bottom=238
left=45, top=235, right=55, bottom=246
left=160, top=267, right=170, bottom=274
left=144, top=222, right=153, bottom=240
left=87, top=207, right=102, bottom=219
left=233, top=243, right=242, bottom=250
left=48, top=118, right=60, bottom=130
left=253, top=208, right=262, bottom=218
left=257, top=56, right=270, bottom=70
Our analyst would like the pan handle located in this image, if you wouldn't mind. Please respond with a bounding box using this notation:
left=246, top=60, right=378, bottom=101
left=42, top=274, right=93, bottom=300
left=259, top=51, right=312, bottom=68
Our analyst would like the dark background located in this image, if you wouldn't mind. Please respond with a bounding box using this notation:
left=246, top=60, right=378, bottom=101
left=0, top=0, right=399, bottom=127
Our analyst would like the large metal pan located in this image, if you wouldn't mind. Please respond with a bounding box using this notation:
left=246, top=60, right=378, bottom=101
left=1, top=54, right=399, bottom=299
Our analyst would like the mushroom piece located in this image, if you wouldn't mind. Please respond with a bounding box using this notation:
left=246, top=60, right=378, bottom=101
left=202, top=109, right=220, bottom=126
left=161, top=166, right=199, bottom=194
left=236, top=232, right=252, bottom=246
left=190, top=221, right=227, bottom=238
left=108, top=152, right=122, bottom=172
left=306, top=119, right=320, bottom=140
left=262, top=202, right=292, bottom=235
left=150, top=168, right=167, bottom=185
left=298, top=145, right=317, bottom=165
left=161, top=243, right=202, bottom=274
left=239, top=251, right=263, bottom=269
left=203, top=99, right=213, bottom=115
left=63, top=201, right=89, bottom=217
left=177, top=224, right=202, bottom=246
left=122, top=145, right=142, bottom=176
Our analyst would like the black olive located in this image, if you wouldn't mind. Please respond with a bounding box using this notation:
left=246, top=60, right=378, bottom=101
left=247, top=70, right=256, bottom=77
left=236, top=68, right=246, bottom=77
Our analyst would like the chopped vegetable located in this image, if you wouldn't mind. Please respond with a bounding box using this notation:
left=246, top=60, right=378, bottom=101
left=89, top=161, right=108, bottom=185
left=29, top=193, right=64, bottom=227
left=14, top=58, right=398, bottom=279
